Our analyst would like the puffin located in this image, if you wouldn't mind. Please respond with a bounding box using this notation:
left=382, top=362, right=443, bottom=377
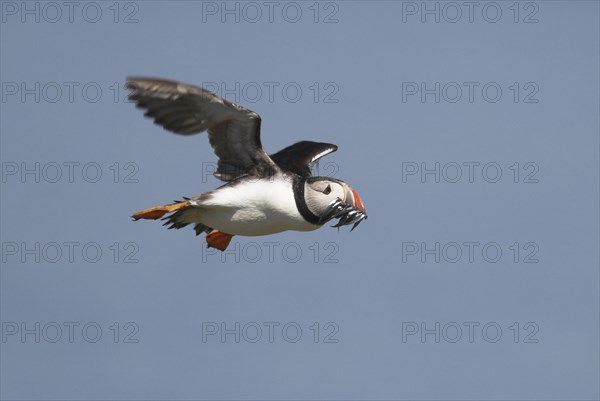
left=127, top=77, right=367, bottom=251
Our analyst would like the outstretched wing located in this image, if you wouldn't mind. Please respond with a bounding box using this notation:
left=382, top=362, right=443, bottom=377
left=269, top=141, right=338, bottom=177
left=126, top=77, right=277, bottom=180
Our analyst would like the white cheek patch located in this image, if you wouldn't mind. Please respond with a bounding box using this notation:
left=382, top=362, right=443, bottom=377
left=333, top=186, right=346, bottom=202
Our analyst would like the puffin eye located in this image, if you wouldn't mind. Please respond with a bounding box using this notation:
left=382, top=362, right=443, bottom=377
left=323, top=184, right=332, bottom=195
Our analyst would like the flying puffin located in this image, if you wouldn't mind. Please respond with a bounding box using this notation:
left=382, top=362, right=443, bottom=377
left=127, top=77, right=367, bottom=251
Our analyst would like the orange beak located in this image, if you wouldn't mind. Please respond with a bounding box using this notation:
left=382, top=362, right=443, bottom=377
left=343, top=185, right=366, bottom=214
left=350, top=188, right=366, bottom=214
left=330, top=184, right=367, bottom=230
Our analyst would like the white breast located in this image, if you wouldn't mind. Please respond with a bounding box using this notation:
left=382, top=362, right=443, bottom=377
left=194, top=175, right=318, bottom=236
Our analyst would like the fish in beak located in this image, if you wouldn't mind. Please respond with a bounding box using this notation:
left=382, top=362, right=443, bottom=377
left=321, top=184, right=368, bottom=231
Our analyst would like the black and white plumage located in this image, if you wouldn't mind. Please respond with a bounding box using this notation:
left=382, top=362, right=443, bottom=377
left=128, top=77, right=366, bottom=251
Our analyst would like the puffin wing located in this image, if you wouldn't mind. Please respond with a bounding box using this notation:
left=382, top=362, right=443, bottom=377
left=127, top=77, right=277, bottom=180
left=269, top=141, right=338, bottom=177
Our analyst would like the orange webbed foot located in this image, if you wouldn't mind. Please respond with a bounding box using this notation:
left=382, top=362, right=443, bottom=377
left=132, top=201, right=190, bottom=221
left=206, top=230, right=234, bottom=251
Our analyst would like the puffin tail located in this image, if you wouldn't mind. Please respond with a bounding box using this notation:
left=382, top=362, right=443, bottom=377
left=132, top=200, right=235, bottom=251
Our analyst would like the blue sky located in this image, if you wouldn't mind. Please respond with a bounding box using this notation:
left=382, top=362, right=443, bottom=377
left=1, top=1, right=599, bottom=400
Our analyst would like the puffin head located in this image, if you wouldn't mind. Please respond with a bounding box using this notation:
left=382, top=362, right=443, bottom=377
left=301, top=177, right=367, bottom=230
